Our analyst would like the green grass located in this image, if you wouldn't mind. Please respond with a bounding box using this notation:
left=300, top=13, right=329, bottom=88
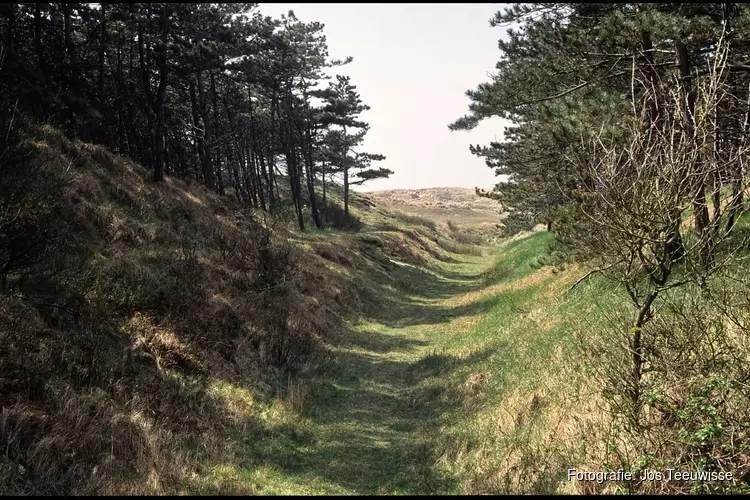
left=198, top=250, right=495, bottom=494
left=178, top=228, right=606, bottom=495
left=171, top=194, right=750, bottom=494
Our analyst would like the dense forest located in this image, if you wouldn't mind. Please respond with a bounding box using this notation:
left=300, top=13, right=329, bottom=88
left=0, top=3, right=391, bottom=230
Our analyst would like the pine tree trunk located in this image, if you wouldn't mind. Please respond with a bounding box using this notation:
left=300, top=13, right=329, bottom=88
left=152, top=5, right=169, bottom=183
left=98, top=4, right=107, bottom=107
left=62, top=4, right=79, bottom=136
left=343, top=125, right=349, bottom=218
left=224, top=93, right=254, bottom=205
left=267, top=91, right=279, bottom=212
left=302, top=125, right=323, bottom=229
left=34, top=3, right=48, bottom=118
left=210, top=71, right=225, bottom=195
left=322, top=161, right=327, bottom=204
left=196, top=70, right=216, bottom=190
left=277, top=94, right=305, bottom=231
left=247, top=88, right=269, bottom=210
left=191, top=75, right=214, bottom=189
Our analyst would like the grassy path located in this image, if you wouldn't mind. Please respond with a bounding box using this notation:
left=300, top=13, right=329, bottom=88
left=190, top=230, right=580, bottom=495
left=239, top=249, right=501, bottom=495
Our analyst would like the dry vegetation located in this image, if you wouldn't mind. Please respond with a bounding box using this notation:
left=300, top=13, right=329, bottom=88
left=0, top=126, right=362, bottom=494
left=365, top=187, right=504, bottom=233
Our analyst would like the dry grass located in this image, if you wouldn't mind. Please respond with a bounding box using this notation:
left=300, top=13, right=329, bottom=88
left=367, top=187, right=500, bottom=212
left=0, top=128, right=352, bottom=494
left=367, top=187, right=503, bottom=231
left=406, top=231, right=627, bottom=495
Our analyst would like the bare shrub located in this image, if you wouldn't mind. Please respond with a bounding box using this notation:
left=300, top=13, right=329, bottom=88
left=568, top=33, right=750, bottom=492
left=218, top=214, right=325, bottom=370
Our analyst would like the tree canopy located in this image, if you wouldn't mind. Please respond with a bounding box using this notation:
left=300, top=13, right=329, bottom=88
left=0, top=3, right=391, bottom=230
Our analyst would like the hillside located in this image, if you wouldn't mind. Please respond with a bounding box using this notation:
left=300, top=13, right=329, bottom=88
left=3, top=129, right=750, bottom=495
left=0, top=128, right=502, bottom=494
left=366, top=188, right=503, bottom=231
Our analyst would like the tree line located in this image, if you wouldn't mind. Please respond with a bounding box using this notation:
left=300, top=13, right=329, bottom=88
left=454, top=3, right=750, bottom=254
left=454, top=4, right=750, bottom=489
left=0, top=3, right=392, bottom=230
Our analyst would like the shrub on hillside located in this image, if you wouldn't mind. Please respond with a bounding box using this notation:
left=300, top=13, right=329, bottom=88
left=577, top=281, right=750, bottom=494
left=318, top=199, right=363, bottom=231
left=446, top=219, right=486, bottom=246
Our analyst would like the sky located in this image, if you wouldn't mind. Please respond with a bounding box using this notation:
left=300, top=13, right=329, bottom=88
left=256, top=3, right=512, bottom=192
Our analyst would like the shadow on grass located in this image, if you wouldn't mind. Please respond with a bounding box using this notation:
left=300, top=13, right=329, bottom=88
left=167, top=239, right=518, bottom=494
left=186, top=232, right=540, bottom=494
left=181, top=249, right=504, bottom=494
left=336, top=328, right=431, bottom=354
left=344, top=260, right=503, bottom=329
left=229, top=344, right=498, bottom=494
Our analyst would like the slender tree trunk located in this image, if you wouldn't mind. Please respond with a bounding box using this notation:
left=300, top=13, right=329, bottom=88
left=62, top=3, right=79, bottom=136
left=248, top=89, right=271, bottom=210
left=249, top=149, right=262, bottom=209
left=343, top=125, right=350, bottom=218
left=676, top=40, right=710, bottom=265
left=34, top=3, right=48, bottom=117
left=280, top=98, right=305, bottom=231
left=196, top=70, right=216, bottom=189
left=302, top=125, right=323, bottom=229
left=191, top=76, right=214, bottom=189
left=267, top=90, right=279, bottom=212
left=98, top=4, right=107, bottom=106
left=322, top=160, right=327, bottom=204
left=210, top=71, right=225, bottom=195
left=164, top=134, right=172, bottom=177
left=137, top=18, right=154, bottom=164
left=272, top=164, right=282, bottom=204
left=151, top=5, right=169, bottom=182
left=114, top=40, right=126, bottom=154
left=96, top=3, right=108, bottom=145
left=224, top=93, right=255, bottom=206
left=629, top=291, right=658, bottom=415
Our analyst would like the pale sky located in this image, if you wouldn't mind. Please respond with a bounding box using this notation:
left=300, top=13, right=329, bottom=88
left=257, top=3, right=512, bottom=192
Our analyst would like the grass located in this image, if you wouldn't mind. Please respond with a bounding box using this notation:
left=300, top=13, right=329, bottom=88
left=1, top=126, right=626, bottom=494
left=164, top=227, right=615, bottom=495
left=171, top=248, right=495, bottom=494
left=189, top=183, right=750, bottom=494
